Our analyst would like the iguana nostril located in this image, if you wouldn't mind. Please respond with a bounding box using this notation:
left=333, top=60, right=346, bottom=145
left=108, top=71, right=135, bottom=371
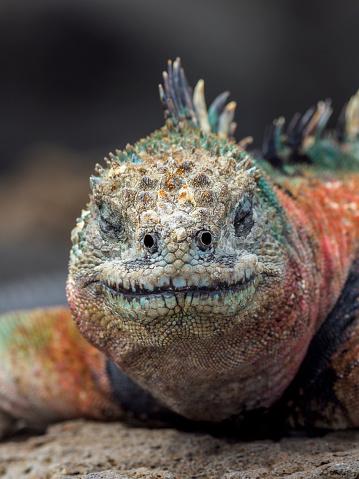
left=196, top=230, right=212, bottom=251
left=143, top=233, right=158, bottom=252
left=201, top=232, right=212, bottom=245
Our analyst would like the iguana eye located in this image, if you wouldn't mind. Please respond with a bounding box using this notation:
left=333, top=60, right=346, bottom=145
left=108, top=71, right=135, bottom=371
left=98, top=203, right=124, bottom=241
left=234, top=197, right=254, bottom=237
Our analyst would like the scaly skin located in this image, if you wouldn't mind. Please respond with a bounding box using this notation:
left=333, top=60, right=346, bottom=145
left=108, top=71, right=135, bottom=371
left=2, top=58, right=359, bottom=435
left=0, top=308, right=123, bottom=435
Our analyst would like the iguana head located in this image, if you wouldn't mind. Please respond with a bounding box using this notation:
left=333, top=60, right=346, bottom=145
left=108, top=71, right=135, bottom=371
left=67, top=59, right=287, bottom=350
left=68, top=130, right=286, bottom=343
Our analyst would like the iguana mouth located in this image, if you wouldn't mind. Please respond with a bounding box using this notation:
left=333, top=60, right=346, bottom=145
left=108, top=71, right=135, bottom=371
left=88, top=274, right=263, bottom=325
left=90, top=255, right=265, bottom=300
left=93, top=273, right=262, bottom=298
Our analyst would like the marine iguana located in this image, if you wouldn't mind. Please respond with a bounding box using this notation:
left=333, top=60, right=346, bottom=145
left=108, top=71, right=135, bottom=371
left=1, top=58, right=359, bottom=437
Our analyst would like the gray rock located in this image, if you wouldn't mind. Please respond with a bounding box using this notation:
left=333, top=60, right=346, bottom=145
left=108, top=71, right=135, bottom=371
left=82, top=468, right=178, bottom=479
left=1, top=420, right=359, bottom=479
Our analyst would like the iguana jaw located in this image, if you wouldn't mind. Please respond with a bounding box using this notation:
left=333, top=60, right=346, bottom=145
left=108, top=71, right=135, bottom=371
left=80, top=250, right=265, bottom=327
left=92, top=248, right=264, bottom=291
left=68, top=272, right=268, bottom=347
left=91, top=272, right=262, bottom=323
left=96, top=272, right=260, bottom=296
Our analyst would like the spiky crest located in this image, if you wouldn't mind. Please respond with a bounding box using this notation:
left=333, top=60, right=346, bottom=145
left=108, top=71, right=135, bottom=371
left=159, top=58, right=237, bottom=140
left=96, top=60, right=359, bottom=178
left=262, top=100, right=333, bottom=166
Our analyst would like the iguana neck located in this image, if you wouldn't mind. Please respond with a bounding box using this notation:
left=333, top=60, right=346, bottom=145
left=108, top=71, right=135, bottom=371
left=276, top=174, right=359, bottom=330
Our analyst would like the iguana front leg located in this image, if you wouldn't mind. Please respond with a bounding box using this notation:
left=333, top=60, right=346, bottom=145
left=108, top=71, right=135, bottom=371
left=0, top=307, right=124, bottom=437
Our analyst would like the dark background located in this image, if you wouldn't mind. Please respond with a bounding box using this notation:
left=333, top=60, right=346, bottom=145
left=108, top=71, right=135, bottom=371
left=1, top=0, right=359, bottom=312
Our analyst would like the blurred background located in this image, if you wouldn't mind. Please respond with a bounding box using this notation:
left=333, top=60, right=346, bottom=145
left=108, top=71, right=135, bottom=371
left=1, top=0, right=359, bottom=312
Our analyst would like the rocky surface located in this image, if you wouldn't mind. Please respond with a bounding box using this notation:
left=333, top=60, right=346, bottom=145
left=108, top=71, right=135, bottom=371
left=1, top=420, right=359, bottom=478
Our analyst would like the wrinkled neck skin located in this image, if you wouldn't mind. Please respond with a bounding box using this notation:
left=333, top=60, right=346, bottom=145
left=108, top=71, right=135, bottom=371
left=276, top=175, right=359, bottom=329
left=67, top=164, right=359, bottom=422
